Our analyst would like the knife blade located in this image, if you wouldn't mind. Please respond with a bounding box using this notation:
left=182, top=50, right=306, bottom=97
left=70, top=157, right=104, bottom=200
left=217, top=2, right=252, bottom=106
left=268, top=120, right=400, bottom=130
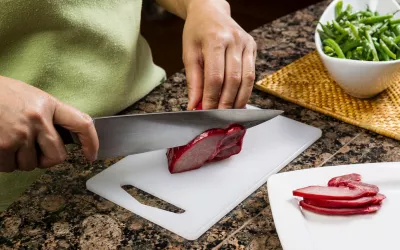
left=56, top=108, right=283, bottom=159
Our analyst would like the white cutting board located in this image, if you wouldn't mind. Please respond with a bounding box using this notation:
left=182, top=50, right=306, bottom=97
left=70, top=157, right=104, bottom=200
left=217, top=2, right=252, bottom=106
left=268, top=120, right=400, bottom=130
left=86, top=105, right=322, bottom=240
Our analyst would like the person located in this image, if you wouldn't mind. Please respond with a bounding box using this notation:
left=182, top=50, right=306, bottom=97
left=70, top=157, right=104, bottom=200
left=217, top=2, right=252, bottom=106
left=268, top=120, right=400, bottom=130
left=0, top=0, right=257, bottom=211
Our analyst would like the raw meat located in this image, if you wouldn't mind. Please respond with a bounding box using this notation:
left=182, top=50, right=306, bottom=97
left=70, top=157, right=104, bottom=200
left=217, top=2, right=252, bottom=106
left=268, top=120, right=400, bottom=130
left=299, top=200, right=381, bottom=215
left=292, top=186, right=367, bottom=200
left=207, top=124, right=246, bottom=162
left=167, top=102, right=247, bottom=173
left=167, top=129, right=226, bottom=174
left=303, top=193, right=385, bottom=208
left=372, top=193, right=386, bottom=204
left=327, top=173, right=378, bottom=196
left=327, top=173, right=361, bottom=186
left=293, top=173, right=385, bottom=216
left=342, top=181, right=379, bottom=196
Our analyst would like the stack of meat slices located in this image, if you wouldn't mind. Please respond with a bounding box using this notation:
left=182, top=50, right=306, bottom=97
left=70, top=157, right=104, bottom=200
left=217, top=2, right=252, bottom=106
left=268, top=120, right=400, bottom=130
left=292, top=173, right=386, bottom=215
left=166, top=102, right=247, bottom=174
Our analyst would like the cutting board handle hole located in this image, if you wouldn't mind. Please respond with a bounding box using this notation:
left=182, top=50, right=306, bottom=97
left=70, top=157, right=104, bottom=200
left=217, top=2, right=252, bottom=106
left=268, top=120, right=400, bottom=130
left=121, top=185, right=185, bottom=214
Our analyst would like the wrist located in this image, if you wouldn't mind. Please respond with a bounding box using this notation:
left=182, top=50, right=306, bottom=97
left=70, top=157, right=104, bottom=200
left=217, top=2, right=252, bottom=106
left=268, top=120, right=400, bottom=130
left=185, top=0, right=230, bottom=18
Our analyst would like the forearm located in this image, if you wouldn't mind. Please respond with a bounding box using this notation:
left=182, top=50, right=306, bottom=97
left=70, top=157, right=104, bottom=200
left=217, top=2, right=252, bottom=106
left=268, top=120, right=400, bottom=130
left=155, top=0, right=191, bottom=19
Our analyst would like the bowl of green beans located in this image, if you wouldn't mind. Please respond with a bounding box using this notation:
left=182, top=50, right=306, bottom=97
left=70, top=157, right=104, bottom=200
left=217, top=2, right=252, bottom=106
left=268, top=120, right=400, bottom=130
left=315, top=0, right=400, bottom=98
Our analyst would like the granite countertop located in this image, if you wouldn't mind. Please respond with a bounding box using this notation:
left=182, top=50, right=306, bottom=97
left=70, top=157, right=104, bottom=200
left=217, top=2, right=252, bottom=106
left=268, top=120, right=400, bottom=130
left=2, top=0, right=400, bottom=249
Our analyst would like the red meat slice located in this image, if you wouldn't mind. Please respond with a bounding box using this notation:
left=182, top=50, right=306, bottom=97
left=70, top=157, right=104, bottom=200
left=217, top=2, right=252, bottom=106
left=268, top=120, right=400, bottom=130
left=195, top=102, right=246, bottom=163
left=303, top=194, right=383, bottom=208
left=328, top=173, right=378, bottom=196
left=210, top=145, right=242, bottom=162
left=167, top=129, right=226, bottom=174
left=343, top=181, right=379, bottom=196
left=208, top=124, right=246, bottom=162
left=218, top=125, right=246, bottom=151
left=372, top=193, right=386, bottom=204
left=167, top=102, right=247, bottom=173
left=292, top=186, right=367, bottom=200
left=327, top=173, right=362, bottom=187
left=299, top=200, right=381, bottom=215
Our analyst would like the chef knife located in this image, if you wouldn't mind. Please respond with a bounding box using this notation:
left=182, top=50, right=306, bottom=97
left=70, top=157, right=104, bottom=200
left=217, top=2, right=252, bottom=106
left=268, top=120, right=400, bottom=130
left=56, top=108, right=283, bottom=159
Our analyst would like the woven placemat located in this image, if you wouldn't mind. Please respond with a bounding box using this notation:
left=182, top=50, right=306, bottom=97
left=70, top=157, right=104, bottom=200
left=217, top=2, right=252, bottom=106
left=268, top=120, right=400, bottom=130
left=255, top=51, right=400, bottom=140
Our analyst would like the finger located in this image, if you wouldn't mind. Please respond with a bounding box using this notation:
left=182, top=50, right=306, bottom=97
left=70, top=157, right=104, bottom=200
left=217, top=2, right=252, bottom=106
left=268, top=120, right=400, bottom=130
left=37, top=122, right=67, bottom=168
left=16, top=140, right=38, bottom=171
left=0, top=151, right=17, bottom=173
left=234, top=44, right=256, bottom=108
left=53, top=102, right=99, bottom=162
left=202, top=43, right=226, bottom=109
left=218, top=44, right=242, bottom=109
left=183, top=45, right=204, bottom=110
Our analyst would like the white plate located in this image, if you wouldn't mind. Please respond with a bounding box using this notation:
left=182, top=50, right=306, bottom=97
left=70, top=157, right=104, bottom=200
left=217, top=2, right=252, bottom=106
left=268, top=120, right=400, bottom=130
left=267, top=162, right=400, bottom=250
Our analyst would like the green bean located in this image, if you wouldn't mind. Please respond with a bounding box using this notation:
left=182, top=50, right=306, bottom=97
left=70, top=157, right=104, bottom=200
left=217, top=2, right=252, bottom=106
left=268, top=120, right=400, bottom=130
left=347, top=11, right=362, bottom=20
left=365, top=30, right=379, bottom=61
left=324, top=46, right=335, bottom=54
left=335, top=1, right=343, bottom=19
left=345, top=4, right=352, bottom=13
left=374, top=41, right=389, bottom=61
left=369, top=22, right=383, bottom=35
left=318, top=30, right=330, bottom=40
left=336, top=11, right=348, bottom=22
left=346, top=21, right=360, bottom=39
left=376, top=23, right=389, bottom=36
left=323, top=39, right=346, bottom=58
left=320, top=2, right=400, bottom=60
left=332, top=20, right=348, bottom=35
left=393, top=25, right=400, bottom=36
left=319, top=22, right=336, bottom=38
left=346, top=50, right=353, bottom=59
left=361, top=15, right=393, bottom=24
left=390, top=18, right=400, bottom=25
left=381, top=34, right=400, bottom=50
left=380, top=39, right=397, bottom=59
left=394, top=35, right=400, bottom=44
left=341, top=40, right=361, bottom=53
left=335, top=33, right=348, bottom=43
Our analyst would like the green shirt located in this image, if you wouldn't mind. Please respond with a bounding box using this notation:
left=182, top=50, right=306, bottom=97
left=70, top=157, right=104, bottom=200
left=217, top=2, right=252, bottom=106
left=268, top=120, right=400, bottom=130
left=0, top=0, right=166, bottom=211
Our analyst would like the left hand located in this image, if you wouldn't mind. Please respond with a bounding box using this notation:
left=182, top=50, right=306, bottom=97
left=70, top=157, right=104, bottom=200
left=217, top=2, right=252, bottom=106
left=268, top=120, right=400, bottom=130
left=182, top=0, right=257, bottom=110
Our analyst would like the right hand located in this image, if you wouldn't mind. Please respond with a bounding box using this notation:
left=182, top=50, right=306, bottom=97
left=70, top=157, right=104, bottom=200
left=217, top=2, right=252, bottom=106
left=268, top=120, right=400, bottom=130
left=0, top=76, right=99, bottom=172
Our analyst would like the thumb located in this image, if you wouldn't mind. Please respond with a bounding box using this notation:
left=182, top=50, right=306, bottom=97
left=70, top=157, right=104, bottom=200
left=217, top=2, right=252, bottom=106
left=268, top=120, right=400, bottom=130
left=183, top=46, right=204, bottom=110
left=53, top=100, right=99, bottom=162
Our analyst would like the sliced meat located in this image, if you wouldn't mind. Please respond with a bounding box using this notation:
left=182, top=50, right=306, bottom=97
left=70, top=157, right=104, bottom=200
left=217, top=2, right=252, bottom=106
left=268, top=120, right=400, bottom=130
left=208, top=125, right=246, bottom=162
left=299, top=200, right=381, bottom=215
left=167, top=129, right=226, bottom=174
left=327, top=173, right=362, bottom=187
left=167, top=102, right=247, bottom=173
left=344, top=181, right=379, bottom=196
left=293, top=186, right=367, bottom=200
left=209, top=145, right=242, bottom=162
left=303, top=196, right=377, bottom=208
left=328, top=173, right=378, bottom=196
left=217, top=125, right=246, bottom=151
left=372, top=193, right=386, bottom=204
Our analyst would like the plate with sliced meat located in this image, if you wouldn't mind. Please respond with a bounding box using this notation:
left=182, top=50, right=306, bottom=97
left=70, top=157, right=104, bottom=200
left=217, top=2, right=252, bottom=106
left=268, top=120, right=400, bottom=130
left=267, top=162, right=400, bottom=250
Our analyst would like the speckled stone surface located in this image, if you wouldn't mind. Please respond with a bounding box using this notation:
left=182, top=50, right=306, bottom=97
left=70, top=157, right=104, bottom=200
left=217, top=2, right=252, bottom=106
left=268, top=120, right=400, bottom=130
left=2, top=0, right=399, bottom=249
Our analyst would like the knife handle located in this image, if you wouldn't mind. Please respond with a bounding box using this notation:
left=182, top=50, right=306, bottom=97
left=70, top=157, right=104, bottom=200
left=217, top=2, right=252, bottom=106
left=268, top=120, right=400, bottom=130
left=54, top=125, right=81, bottom=145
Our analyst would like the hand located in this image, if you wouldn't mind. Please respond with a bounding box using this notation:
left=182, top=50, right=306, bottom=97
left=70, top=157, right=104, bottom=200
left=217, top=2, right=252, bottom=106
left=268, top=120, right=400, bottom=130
left=182, top=0, right=257, bottom=110
left=0, top=76, right=99, bottom=172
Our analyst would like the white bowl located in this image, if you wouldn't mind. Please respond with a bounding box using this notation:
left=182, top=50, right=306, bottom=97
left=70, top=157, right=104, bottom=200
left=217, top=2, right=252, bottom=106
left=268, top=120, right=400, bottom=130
left=315, top=0, right=400, bottom=98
